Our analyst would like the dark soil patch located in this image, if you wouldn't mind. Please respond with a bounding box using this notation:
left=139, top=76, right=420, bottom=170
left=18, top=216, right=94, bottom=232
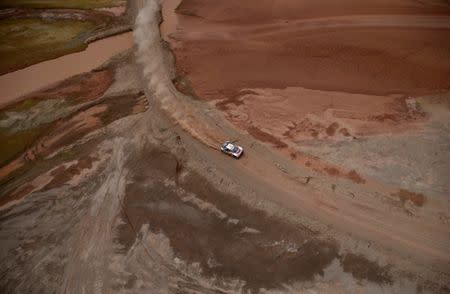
left=369, top=113, right=399, bottom=123
left=346, top=170, right=366, bottom=184
left=326, top=122, right=339, bottom=136
left=393, top=189, right=426, bottom=207
left=340, top=253, right=392, bottom=284
left=324, top=167, right=340, bottom=176
left=0, top=184, right=34, bottom=207
left=247, top=126, right=287, bottom=149
left=42, top=155, right=97, bottom=190
left=119, top=147, right=339, bottom=292
left=339, top=128, right=351, bottom=137
left=324, top=167, right=365, bottom=184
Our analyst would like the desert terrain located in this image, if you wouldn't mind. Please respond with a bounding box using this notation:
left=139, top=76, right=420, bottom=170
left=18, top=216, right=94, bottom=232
left=0, top=0, right=449, bottom=293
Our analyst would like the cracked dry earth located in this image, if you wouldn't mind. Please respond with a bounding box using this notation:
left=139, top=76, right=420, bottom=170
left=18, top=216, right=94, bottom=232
left=1, top=0, right=450, bottom=293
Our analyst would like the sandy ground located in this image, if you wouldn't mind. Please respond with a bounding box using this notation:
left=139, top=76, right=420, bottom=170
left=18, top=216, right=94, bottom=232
left=170, top=2, right=450, bottom=96
left=158, top=0, right=450, bottom=290
left=164, top=0, right=450, bottom=212
left=0, top=0, right=450, bottom=293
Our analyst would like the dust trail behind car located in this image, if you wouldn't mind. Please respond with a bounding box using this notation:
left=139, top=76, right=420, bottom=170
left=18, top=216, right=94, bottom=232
left=134, top=0, right=224, bottom=151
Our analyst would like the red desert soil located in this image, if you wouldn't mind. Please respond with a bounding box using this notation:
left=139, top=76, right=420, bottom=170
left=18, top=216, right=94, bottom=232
left=164, top=0, right=450, bottom=145
left=394, top=188, right=426, bottom=207
left=158, top=1, right=450, bottom=272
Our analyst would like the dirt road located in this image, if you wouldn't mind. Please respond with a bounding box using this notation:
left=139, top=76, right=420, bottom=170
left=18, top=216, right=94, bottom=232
left=154, top=0, right=450, bottom=276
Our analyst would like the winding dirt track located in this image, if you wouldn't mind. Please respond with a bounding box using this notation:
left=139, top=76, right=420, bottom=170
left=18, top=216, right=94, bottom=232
left=152, top=0, right=450, bottom=273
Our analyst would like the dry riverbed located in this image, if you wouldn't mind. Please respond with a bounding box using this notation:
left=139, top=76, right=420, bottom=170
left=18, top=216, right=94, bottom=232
left=1, top=0, right=450, bottom=293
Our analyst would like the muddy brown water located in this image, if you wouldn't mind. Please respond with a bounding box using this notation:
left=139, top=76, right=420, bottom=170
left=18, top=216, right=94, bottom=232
left=0, top=32, right=133, bottom=108
left=119, top=148, right=392, bottom=291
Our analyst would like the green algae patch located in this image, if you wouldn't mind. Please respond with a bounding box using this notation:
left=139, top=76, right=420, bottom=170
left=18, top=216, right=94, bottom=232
left=0, top=125, right=49, bottom=167
left=7, top=98, right=41, bottom=113
left=0, top=18, right=97, bottom=74
left=0, top=96, right=52, bottom=166
left=0, top=0, right=124, bottom=9
left=0, top=97, right=42, bottom=116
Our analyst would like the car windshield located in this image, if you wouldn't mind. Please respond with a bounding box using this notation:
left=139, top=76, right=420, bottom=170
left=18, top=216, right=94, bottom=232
left=222, top=142, right=235, bottom=151
left=222, top=142, right=240, bottom=152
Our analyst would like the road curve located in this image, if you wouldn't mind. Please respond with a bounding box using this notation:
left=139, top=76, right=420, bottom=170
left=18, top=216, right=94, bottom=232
left=136, top=0, right=450, bottom=274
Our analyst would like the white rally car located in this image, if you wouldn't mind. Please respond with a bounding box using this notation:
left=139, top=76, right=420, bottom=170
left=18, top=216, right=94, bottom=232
left=220, top=141, right=244, bottom=159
